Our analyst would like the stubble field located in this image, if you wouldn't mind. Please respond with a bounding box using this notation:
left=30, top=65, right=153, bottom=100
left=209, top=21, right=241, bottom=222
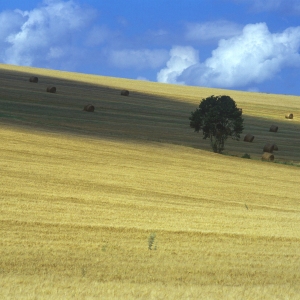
left=0, top=64, right=300, bottom=299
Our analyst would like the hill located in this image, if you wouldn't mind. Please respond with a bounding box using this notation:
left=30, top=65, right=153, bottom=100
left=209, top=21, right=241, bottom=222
left=0, top=64, right=300, bottom=299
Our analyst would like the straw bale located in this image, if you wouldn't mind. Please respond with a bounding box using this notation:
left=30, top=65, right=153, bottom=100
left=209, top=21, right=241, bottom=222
left=47, top=86, right=56, bottom=93
left=29, top=76, right=38, bottom=83
left=121, top=89, right=129, bottom=96
left=285, top=113, right=293, bottom=119
left=83, top=104, right=95, bottom=112
left=269, top=125, right=278, bottom=132
left=262, top=152, right=274, bottom=161
left=263, top=143, right=275, bottom=153
left=244, top=133, right=254, bottom=142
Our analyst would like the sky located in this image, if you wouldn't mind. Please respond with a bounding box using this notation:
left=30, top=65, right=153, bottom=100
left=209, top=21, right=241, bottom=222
left=1, top=0, right=300, bottom=95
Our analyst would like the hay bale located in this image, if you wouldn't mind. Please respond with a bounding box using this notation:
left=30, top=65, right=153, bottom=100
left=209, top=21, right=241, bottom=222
left=29, top=76, right=38, bottom=83
left=262, top=152, right=274, bottom=161
left=244, top=133, right=254, bottom=142
left=47, top=86, right=56, bottom=93
left=83, top=104, right=95, bottom=112
left=285, top=113, right=293, bottom=119
left=121, top=89, right=129, bottom=96
left=263, top=143, right=275, bottom=153
left=269, top=125, right=278, bottom=132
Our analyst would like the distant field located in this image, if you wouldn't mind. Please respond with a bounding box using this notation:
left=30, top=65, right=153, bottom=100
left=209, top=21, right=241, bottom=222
left=1, top=64, right=300, bottom=299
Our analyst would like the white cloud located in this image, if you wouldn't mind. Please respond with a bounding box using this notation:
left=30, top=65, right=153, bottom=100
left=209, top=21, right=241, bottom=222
left=185, top=21, right=243, bottom=42
left=109, top=49, right=169, bottom=69
left=0, top=0, right=171, bottom=75
left=157, top=46, right=199, bottom=84
left=157, top=23, right=300, bottom=88
left=0, top=0, right=96, bottom=66
left=0, top=10, right=25, bottom=40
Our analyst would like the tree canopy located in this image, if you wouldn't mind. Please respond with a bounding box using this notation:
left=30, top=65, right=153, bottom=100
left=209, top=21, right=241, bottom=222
left=189, top=95, right=244, bottom=153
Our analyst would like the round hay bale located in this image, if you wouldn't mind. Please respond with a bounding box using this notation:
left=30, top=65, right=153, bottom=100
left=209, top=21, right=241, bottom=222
left=285, top=113, right=293, bottom=119
left=244, top=133, right=254, bottom=142
left=263, top=143, right=275, bottom=153
left=269, top=125, right=278, bottom=132
left=121, top=89, right=129, bottom=96
left=83, top=104, right=95, bottom=112
left=47, top=86, right=56, bottom=93
left=262, top=152, right=274, bottom=161
left=29, top=76, right=38, bottom=83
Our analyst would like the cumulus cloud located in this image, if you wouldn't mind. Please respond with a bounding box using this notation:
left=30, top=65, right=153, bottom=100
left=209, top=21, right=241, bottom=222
left=185, top=21, right=243, bottom=42
left=157, top=46, right=199, bottom=84
left=109, top=49, right=169, bottom=69
left=0, top=10, right=25, bottom=41
left=0, top=0, right=171, bottom=75
left=157, top=23, right=300, bottom=88
left=0, top=0, right=96, bottom=67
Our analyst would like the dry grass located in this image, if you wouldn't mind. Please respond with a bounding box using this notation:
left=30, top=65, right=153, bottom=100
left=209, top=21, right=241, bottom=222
left=1, top=64, right=300, bottom=299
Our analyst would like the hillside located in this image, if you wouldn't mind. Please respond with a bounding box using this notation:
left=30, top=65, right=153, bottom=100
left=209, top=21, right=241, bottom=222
left=0, top=64, right=300, bottom=299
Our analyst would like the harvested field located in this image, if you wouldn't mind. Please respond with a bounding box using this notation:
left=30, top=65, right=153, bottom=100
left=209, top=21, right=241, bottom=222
left=0, top=64, right=300, bottom=299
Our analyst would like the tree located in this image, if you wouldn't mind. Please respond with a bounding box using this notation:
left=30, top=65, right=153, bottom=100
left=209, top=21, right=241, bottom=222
left=189, top=95, right=244, bottom=153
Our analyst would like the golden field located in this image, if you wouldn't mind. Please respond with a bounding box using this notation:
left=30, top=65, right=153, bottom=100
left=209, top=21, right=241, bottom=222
left=0, top=64, right=300, bottom=299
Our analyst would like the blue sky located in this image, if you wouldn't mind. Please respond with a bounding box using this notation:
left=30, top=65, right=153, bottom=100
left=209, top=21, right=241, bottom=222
left=1, top=0, right=300, bottom=95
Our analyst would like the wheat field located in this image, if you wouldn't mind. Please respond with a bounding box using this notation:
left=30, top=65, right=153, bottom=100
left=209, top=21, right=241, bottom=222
left=0, top=63, right=300, bottom=299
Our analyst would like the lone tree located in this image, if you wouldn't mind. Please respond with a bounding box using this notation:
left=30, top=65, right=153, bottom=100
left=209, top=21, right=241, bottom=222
left=189, top=95, right=244, bottom=153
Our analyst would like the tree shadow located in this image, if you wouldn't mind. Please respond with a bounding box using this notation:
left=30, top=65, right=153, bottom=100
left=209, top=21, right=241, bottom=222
left=0, top=67, right=299, bottom=162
